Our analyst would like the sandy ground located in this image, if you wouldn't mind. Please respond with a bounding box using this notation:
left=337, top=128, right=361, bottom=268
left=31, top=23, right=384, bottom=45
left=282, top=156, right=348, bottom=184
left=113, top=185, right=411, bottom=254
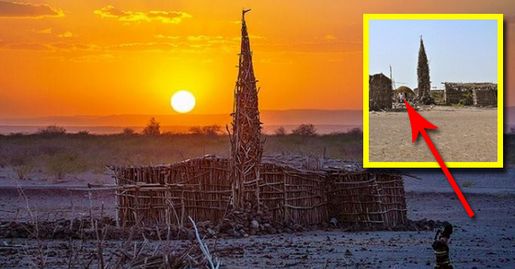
left=369, top=106, right=498, bottom=162
left=1, top=169, right=514, bottom=268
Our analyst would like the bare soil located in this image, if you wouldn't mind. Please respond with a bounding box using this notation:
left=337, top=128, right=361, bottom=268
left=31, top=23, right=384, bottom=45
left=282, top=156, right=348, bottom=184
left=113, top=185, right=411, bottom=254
left=1, top=173, right=514, bottom=268
left=369, top=106, right=498, bottom=162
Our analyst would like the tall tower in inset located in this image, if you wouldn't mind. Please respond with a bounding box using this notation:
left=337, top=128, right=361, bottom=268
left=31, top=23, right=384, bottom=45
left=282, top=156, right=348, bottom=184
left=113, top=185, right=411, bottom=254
left=230, top=9, right=263, bottom=209
left=417, top=36, right=433, bottom=105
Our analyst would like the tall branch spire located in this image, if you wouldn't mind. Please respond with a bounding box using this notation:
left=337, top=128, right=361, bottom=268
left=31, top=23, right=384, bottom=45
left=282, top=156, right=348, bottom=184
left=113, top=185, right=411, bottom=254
left=230, top=10, right=263, bottom=210
left=416, top=36, right=434, bottom=105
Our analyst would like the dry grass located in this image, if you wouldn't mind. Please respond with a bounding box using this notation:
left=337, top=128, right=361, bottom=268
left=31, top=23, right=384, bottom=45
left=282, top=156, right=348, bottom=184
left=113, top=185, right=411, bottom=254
left=0, top=132, right=363, bottom=181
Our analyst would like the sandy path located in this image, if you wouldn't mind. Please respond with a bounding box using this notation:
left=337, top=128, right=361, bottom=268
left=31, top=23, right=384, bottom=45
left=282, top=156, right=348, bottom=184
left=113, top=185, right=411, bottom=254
left=369, top=107, right=498, bottom=162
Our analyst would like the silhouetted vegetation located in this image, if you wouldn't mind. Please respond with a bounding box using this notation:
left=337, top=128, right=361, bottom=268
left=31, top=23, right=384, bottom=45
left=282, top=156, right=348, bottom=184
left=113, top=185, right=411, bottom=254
left=0, top=131, right=512, bottom=182
left=37, top=125, right=66, bottom=136
left=189, top=125, right=223, bottom=136
left=142, top=117, right=160, bottom=136
left=76, top=130, right=90, bottom=136
left=274, top=126, right=287, bottom=136
left=122, top=128, right=136, bottom=136
left=291, top=124, right=317, bottom=136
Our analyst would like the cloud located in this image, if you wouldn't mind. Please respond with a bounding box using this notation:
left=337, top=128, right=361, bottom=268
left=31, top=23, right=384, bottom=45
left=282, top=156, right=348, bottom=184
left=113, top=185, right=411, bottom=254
left=58, top=31, right=73, bottom=38
left=107, top=42, right=179, bottom=51
left=0, top=41, right=49, bottom=50
left=94, top=5, right=191, bottom=24
left=35, top=27, right=52, bottom=34
left=154, top=34, right=180, bottom=40
left=0, top=1, right=62, bottom=18
left=324, top=34, right=337, bottom=40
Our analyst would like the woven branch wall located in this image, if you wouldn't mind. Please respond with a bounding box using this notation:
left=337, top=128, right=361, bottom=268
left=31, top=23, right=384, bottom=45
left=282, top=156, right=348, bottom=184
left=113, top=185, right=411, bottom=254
left=443, top=82, right=497, bottom=106
left=369, top=73, right=393, bottom=111
left=112, top=157, right=406, bottom=228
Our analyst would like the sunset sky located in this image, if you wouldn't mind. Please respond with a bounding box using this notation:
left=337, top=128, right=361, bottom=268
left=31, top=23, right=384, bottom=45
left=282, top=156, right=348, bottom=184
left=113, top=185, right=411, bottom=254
left=369, top=19, right=498, bottom=88
left=0, top=0, right=514, bottom=119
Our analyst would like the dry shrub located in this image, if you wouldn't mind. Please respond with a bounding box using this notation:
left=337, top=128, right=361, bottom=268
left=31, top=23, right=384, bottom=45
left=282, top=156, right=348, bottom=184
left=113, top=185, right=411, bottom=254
left=44, top=153, right=86, bottom=180
left=274, top=126, right=287, bottom=136
left=37, top=125, right=66, bottom=137
left=143, top=118, right=161, bottom=136
left=291, top=124, right=317, bottom=136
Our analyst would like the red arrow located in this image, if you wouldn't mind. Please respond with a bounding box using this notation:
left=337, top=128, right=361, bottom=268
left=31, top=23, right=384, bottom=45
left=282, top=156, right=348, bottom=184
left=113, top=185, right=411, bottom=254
left=404, top=100, right=475, bottom=218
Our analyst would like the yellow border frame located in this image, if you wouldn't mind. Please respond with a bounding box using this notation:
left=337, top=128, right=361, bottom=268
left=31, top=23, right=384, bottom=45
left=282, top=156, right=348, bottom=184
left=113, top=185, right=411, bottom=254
left=363, top=14, right=504, bottom=168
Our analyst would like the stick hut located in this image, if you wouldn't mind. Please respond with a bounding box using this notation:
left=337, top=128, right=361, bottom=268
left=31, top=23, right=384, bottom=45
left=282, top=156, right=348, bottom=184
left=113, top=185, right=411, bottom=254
left=111, top=11, right=407, bottom=230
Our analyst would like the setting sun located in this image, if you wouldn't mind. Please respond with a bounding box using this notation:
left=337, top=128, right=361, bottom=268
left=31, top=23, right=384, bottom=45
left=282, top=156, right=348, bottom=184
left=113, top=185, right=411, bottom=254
left=171, top=90, right=196, bottom=113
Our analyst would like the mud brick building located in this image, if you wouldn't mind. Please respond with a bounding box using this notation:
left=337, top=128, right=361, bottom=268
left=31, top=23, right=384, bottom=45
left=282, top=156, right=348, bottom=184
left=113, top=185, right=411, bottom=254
left=369, top=73, right=393, bottom=111
left=443, top=82, right=497, bottom=106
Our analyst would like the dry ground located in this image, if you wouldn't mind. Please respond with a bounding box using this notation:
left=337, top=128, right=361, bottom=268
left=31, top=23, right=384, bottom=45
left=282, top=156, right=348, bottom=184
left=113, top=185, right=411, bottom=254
left=1, top=187, right=514, bottom=268
left=369, top=106, right=498, bottom=162
left=1, top=169, right=515, bottom=268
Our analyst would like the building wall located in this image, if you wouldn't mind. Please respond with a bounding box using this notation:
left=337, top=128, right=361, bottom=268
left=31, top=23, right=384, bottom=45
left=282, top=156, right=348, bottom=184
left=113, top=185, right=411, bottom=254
left=443, top=83, right=497, bottom=106
left=369, top=74, right=392, bottom=111
left=430, top=90, right=445, bottom=105
left=473, top=89, right=497, bottom=106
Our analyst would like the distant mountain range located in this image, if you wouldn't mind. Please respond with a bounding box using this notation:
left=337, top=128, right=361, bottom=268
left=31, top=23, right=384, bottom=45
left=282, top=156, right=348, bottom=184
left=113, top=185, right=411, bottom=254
left=0, top=109, right=362, bottom=126
left=1, top=107, right=513, bottom=134
left=0, top=109, right=362, bottom=134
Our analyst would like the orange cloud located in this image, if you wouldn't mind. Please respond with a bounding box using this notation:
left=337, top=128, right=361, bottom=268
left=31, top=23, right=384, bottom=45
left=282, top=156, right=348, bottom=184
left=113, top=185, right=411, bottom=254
left=93, top=5, right=191, bottom=24
left=0, top=1, right=62, bottom=18
left=58, top=31, right=73, bottom=38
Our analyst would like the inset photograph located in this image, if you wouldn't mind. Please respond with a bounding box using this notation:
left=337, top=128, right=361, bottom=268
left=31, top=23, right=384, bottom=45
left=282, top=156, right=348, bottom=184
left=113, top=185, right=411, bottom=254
left=363, top=14, right=503, bottom=168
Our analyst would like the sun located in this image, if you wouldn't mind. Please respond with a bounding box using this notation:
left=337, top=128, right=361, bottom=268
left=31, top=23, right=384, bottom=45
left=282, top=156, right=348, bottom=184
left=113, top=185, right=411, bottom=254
left=171, top=90, right=196, bottom=113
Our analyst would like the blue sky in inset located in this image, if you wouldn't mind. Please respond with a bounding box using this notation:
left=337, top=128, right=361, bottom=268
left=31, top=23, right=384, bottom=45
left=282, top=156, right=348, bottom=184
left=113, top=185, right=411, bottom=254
left=369, top=19, right=498, bottom=90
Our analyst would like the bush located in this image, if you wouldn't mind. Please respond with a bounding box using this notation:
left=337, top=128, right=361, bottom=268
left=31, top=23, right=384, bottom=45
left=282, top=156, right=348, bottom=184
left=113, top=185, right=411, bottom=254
left=142, top=118, right=160, bottom=136
left=122, top=128, right=136, bottom=135
left=76, top=130, right=90, bottom=136
left=189, top=125, right=223, bottom=136
left=189, top=126, right=203, bottom=134
left=347, top=128, right=362, bottom=137
left=274, top=126, right=287, bottom=136
left=291, top=124, right=317, bottom=136
left=202, top=125, right=222, bottom=136
left=8, top=155, right=32, bottom=180
left=37, top=125, right=66, bottom=136
left=44, top=153, right=85, bottom=180
left=14, top=164, right=33, bottom=180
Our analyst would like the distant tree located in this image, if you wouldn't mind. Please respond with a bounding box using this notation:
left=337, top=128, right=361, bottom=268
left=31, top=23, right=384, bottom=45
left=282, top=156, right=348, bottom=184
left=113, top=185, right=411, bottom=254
left=291, top=124, right=317, bottom=136
left=274, top=126, right=287, bottom=136
left=347, top=128, right=362, bottom=137
left=37, top=125, right=66, bottom=136
left=189, top=126, right=203, bottom=135
left=122, top=127, right=136, bottom=135
left=76, top=130, right=90, bottom=136
left=202, top=125, right=222, bottom=136
left=142, top=117, right=160, bottom=136
left=189, top=125, right=222, bottom=136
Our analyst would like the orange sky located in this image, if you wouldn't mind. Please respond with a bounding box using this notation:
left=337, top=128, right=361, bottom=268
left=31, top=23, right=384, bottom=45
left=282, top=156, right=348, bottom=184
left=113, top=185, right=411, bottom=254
left=0, top=0, right=514, bottom=118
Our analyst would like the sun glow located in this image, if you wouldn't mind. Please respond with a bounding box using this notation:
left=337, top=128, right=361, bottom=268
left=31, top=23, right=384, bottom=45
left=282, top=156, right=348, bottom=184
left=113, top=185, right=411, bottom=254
left=171, top=90, right=196, bottom=113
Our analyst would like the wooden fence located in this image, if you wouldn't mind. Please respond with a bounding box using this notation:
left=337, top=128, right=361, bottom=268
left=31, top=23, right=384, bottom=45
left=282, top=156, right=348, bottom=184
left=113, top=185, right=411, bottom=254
left=112, top=156, right=406, bottom=228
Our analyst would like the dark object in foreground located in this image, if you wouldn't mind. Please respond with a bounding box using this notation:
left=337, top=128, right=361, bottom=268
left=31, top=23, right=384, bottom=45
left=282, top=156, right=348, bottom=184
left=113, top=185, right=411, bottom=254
left=432, top=223, right=453, bottom=269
